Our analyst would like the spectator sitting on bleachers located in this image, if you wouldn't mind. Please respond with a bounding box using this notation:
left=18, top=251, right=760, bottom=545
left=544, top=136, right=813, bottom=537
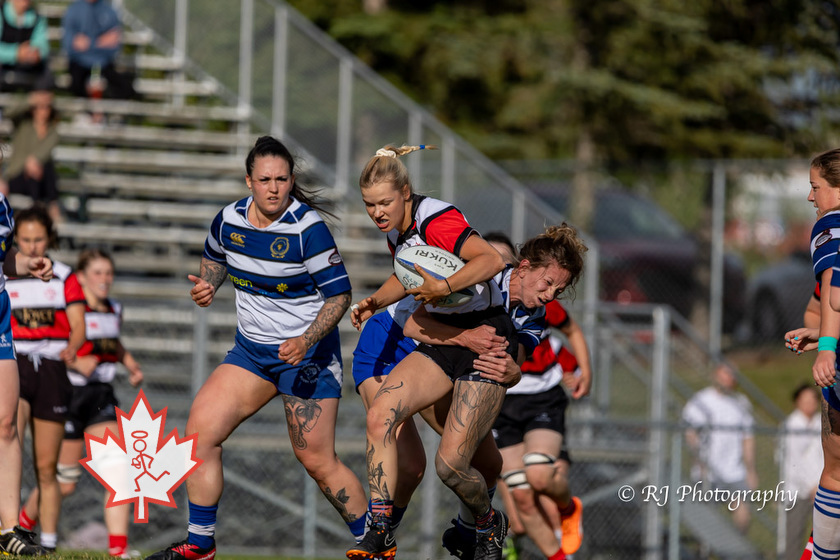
left=0, top=85, right=61, bottom=223
left=61, top=0, right=136, bottom=101
left=0, top=0, right=52, bottom=93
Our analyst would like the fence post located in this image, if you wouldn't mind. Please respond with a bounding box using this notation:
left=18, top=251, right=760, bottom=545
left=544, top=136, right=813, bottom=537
left=272, top=4, right=288, bottom=139
left=304, top=471, right=317, bottom=557
left=335, top=58, right=354, bottom=200
left=441, top=137, right=455, bottom=203
left=172, top=0, right=188, bottom=108
left=191, top=306, right=208, bottom=397
left=238, top=0, right=254, bottom=138
left=709, top=163, right=726, bottom=357
left=420, top=420, right=439, bottom=560
left=645, top=306, right=670, bottom=560
left=669, top=429, right=682, bottom=560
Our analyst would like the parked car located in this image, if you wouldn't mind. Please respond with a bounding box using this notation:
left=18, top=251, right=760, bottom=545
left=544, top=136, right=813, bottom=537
left=529, top=186, right=747, bottom=333
left=745, top=251, right=814, bottom=341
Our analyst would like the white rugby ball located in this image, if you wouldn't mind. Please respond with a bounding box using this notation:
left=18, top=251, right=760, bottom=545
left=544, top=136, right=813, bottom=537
left=394, top=245, right=474, bottom=307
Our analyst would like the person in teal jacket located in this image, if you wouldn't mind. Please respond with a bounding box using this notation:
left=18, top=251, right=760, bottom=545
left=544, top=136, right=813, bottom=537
left=0, top=0, right=52, bottom=92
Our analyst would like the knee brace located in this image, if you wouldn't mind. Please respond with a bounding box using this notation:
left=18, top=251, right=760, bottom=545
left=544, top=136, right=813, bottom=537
left=523, top=452, right=556, bottom=467
left=502, top=469, right=529, bottom=490
left=56, top=463, right=83, bottom=485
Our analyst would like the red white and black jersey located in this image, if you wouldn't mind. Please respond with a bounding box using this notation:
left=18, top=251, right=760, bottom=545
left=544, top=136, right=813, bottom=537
left=67, top=300, right=122, bottom=386
left=386, top=195, right=503, bottom=319
left=508, top=300, right=579, bottom=395
left=7, top=260, right=85, bottom=359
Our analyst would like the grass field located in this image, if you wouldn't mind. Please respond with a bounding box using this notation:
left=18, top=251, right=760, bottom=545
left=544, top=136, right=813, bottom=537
left=730, top=345, right=816, bottom=413
left=34, top=553, right=310, bottom=560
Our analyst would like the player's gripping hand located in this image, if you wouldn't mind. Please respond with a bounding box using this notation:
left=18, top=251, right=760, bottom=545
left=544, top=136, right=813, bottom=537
left=406, top=264, right=448, bottom=305
left=188, top=274, right=215, bottom=307
left=279, top=336, right=307, bottom=366
left=475, top=350, right=520, bottom=387
left=349, top=297, right=379, bottom=330
left=457, top=325, right=508, bottom=355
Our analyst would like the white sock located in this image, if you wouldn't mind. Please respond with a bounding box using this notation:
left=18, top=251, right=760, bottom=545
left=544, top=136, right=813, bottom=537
left=813, top=486, right=840, bottom=560
left=457, top=501, right=475, bottom=530
left=40, top=533, right=57, bottom=548
left=555, top=528, right=564, bottom=546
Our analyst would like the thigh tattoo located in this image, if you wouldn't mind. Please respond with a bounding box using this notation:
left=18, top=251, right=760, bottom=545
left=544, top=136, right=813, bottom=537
left=282, top=394, right=323, bottom=450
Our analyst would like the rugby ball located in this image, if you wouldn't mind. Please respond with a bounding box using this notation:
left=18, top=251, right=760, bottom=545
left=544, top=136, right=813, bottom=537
left=394, top=245, right=474, bottom=307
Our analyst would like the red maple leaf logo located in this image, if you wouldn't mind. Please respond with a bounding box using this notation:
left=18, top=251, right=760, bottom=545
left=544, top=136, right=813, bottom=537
left=80, top=389, right=202, bottom=523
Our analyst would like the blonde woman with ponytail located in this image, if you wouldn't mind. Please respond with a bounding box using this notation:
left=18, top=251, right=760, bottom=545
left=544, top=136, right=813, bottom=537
left=348, top=144, right=578, bottom=560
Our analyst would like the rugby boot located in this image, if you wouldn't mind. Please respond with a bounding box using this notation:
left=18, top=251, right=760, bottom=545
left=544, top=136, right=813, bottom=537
left=0, top=527, right=48, bottom=556
left=143, top=539, right=215, bottom=560
left=474, top=510, right=509, bottom=560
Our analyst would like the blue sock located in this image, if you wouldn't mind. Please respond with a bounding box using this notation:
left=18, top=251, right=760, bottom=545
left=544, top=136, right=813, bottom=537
left=187, top=502, right=218, bottom=549
left=347, top=515, right=366, bottom=541
left=391, top=505, right=407, bottom=531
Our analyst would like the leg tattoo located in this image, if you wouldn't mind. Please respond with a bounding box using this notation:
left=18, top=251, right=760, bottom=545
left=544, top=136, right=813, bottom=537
left=282, top=395, right=323, bottom=450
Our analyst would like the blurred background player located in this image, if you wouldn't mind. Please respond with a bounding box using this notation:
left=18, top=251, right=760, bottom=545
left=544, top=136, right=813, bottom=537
left=0, top=193, right=54, bottom=556
left=8, top=205, right=85, bottom=552
left=18, top=249, right=144, bottom=558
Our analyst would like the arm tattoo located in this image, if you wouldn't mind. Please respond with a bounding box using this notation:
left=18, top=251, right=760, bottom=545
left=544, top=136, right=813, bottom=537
left=200, top=258, right=227, bottom=290
left=302, top=292, right=351, bottom=349
left=366, top=441, right=391, bottom=501
left=282, top=394, right=323, bottom=450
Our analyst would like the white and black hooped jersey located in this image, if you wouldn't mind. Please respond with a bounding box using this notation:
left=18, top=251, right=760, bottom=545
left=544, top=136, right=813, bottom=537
left=385, top=195, right=503, bottom=320
left=7, top=261, right=85, bottom=359
left=204, top=196, right=352, bottom=345
left=67, top=300, right=123, bottom=386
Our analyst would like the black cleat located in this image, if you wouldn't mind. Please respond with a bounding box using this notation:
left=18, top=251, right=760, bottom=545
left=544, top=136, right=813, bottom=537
left=143, top=539, right=215, bottom=560
left=474, top=510, right=509, bottom=560
left=0, top=527, right=48, bottom=556
left=442, top=519, right=476, bottom=559
left=346, top=524, right=397, bottom=560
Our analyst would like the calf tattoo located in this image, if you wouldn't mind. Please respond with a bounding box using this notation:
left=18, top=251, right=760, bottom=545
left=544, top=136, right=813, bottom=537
left=366, top=441, right=391, bottom=500
left=323, top=486, right=358, bottom=523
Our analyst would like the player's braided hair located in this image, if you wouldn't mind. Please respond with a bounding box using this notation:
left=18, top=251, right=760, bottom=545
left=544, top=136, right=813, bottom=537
left=245, top=136, right=335, bottom=219
left=519, top=223, right=588, bottom=298
left=359, top=144, right=438, bottom=192
left=812, top=148, right=840, bottom=188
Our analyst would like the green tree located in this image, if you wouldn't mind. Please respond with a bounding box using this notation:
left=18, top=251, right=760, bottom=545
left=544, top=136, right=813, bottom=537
left=287, top=0, right=840, bottom=164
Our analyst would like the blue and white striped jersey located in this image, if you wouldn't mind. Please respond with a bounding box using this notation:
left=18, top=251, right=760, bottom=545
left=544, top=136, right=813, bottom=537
left=0, top=195, right=13, bottom=294
left=204, top=196, right=351, bottom=345
left=811, top=210, right=840, bottom=285
left=494, top=265, right=545, bottom=356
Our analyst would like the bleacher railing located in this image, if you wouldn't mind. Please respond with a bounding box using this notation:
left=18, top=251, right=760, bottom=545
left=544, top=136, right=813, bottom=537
left=116, top=0, right=566, bottom=245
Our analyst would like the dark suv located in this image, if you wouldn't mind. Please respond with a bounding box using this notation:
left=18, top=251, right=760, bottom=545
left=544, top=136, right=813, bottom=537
left=531, top=187, right=746, bottom=333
